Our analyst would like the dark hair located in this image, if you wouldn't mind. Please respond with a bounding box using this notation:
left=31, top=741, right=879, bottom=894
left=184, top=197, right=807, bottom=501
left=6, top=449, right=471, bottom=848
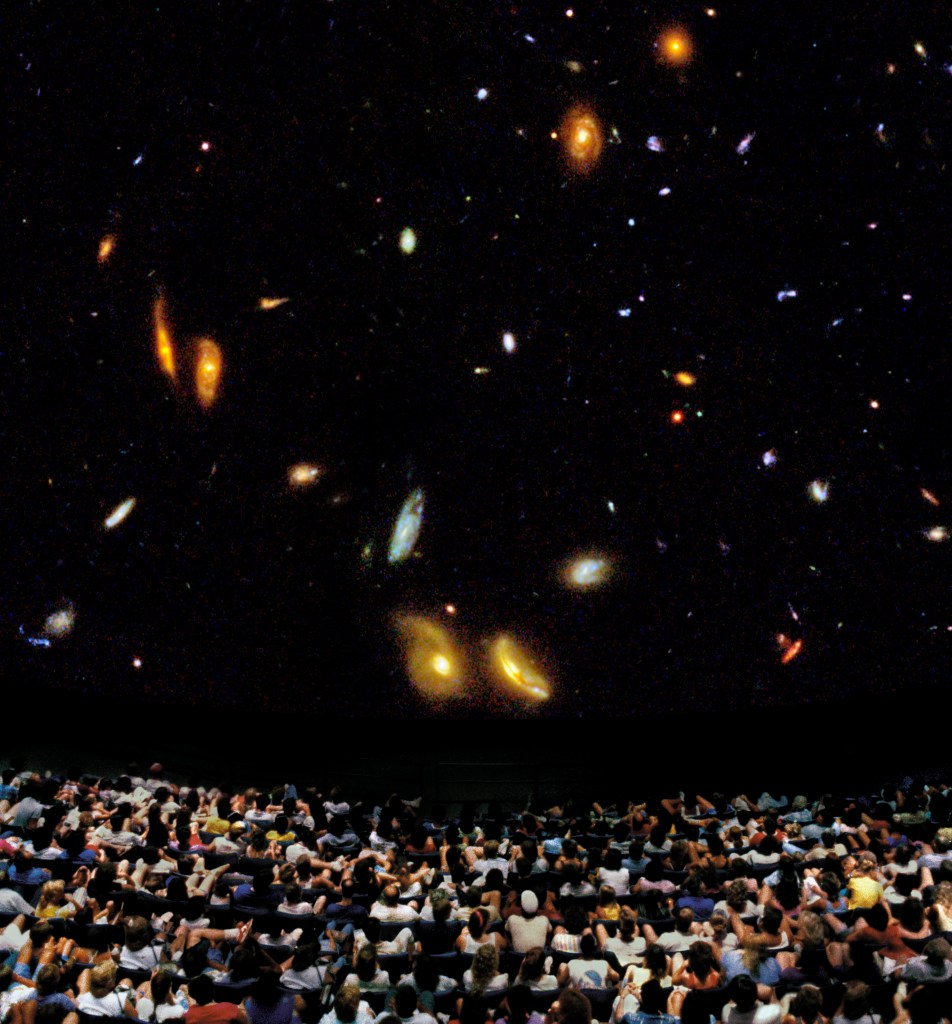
left=645, top=944, right=668, bottom=979
left=644, top=859, right=664, bottom=882
left=394, top=985, right=418, bottom=1018
left=468, top=909, right=487, bottom=938
left=729, top=974, right=758, bottom=1012
left=189, top=974, right=215, bottom=1006
left=507, top=984, right=533, bottom=1024
left=251, top=969, right=283, bottom=1006
left=638, top=980, right=668, bottom=1016
left=411, top=953, right=439, bottom=993
left=789, top=986, right=824, bottom=1024
left=151, top=971, right=173, bottom=1005
left=859, top=904, right=888, bottom=931
left=563, top=905, right=588, bottom=936
left=901, top=897, right=925, bottom=932
left=686, top=940, right=715, bottom=982
left=761, top=905, right=783, bottom=935
left=291, top=944, right=319, bottom=972
left=556, top=989, right=593, bottom=1024
left=227, top=947, right=258, bottom=983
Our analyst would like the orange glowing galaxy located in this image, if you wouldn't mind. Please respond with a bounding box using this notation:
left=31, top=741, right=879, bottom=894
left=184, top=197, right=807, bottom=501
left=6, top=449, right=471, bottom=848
left=777, top=634, right=803, bottom=665
left=394, top=614, right=466, bottom=700
left=152, top=295, right=176, bottom=379
left=560, top=107, right=603, bottom=173
left=97, top=235, right=116, bottom=263
left=658, top=28, right=693, bottom=65
left=194, top=337, right=223, bottom=408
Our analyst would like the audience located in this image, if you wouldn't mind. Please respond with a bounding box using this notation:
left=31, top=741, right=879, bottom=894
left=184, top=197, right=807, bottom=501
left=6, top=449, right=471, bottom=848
left=1, top=767, right=951, bottom=1024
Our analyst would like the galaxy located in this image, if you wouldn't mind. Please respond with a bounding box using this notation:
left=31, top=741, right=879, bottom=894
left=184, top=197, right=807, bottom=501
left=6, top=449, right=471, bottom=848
left=388, top=488, right=425, bottom=565
left=491, top=634, right=552, bottom=704
left=2, top=1, right=949, bottom=727
left=394, top=614, right=466, bottom=700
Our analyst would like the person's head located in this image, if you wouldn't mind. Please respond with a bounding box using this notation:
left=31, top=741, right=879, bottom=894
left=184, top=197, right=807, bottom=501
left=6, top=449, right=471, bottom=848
left=429, top=889, right=451, bottom=922
left=290, top=944, right=319, bottom=972
left=617, top=907, right=638, bottom=938
left=88, top=961, right=118, bottom=998
left=729, top=974, right=759, bottom=1013
left=675, top=907, right=695, bottom=934
left=38, top=879, right=65, bottom=907
left=163, top=874, right=187, bottom=901
left=520, top=947, right=548, bottom=981
left=150, top=971, right=173, bottom=1005
left=228, top=947, right=258, bottom=982
left=597, top=884, right=618, bottom=908
left=859, top=903, right=888, bottom=931
left=468, top=908, right=488, bottom=938
left=470, top=942, right=500, bottom=992
left=355, top=944, right=380, bottom=982
left=334, top=984, right=361, bottom=1024
left=796, top=911, right=825, bottom=946
left=459, top=996, right=491, bottom=1024
left=925, top=938, right=952, bottom=967
left=645, top=944, right=668, bottom=979
left=394, top=985, right=418, bottom=1019
left=380, top=884, right=400, bottom=907
left=507, top=984, right=533, bottom=1023
left=901, top=897, right=925, bottom=931
left=761, top=905, right=782, bottom=935
left=180, top=946, right=209, bottom=980
left=841, top=981, right=871, bottom=1022
left=686, top=940, right=715, bottom=980
left=789, top=986, right=824, bottom=1024
left=708, top=909, right=729, bottom=937
left=363, top=917, right=382, bottom=944
left=34, top=965, right=61, bottom=999
left=603, top=848, right=622, bottom=871
left=410, top=953, right=439, bottom=993
left=554, top=989, right=592, bottom=1024
left=644, top=859, right=664, bottom=882
left=562, top=904, right=588, bottom=937
left=123, top=916, right=153, bottom=952
left=856, top=853, right=877, bottom=874
left=562, top=865, right=583, bottom=888
left=638, top=980, right=668, bottom=1016
left=29, top=921, right=53, bottom=950
left=482, top=839, right=500, bottom=860
left=757, top=835, right=777, bottom=856
left=580, top=933, right=596, bottom=958
left=483, top=867, right=506, bottom=893
left=521, top=889, right=539, bottom=917
left=251, top=969, right=283, bottom=1006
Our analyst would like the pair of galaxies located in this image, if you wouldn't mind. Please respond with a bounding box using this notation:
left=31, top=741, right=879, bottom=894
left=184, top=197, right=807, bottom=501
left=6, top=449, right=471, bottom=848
left=395, top=614, right=553, bottom=704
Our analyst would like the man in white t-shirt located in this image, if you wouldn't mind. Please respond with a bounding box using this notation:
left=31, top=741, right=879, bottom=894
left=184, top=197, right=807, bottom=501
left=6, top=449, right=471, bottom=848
left=505, top=891, right=552, bottom=952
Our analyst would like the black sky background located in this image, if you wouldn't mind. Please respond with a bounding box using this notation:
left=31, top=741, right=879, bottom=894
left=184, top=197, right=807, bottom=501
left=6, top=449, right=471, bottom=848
left=1, top=1, right=949, bottom=731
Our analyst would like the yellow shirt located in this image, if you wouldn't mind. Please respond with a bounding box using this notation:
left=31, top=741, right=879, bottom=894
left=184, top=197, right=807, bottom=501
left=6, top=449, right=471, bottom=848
left=847, top=874, right=883, bottom=909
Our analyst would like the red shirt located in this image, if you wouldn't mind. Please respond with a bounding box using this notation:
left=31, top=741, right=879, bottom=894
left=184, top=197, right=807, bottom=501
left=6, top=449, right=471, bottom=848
left=185, top=1003, right=245, bottom=1024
